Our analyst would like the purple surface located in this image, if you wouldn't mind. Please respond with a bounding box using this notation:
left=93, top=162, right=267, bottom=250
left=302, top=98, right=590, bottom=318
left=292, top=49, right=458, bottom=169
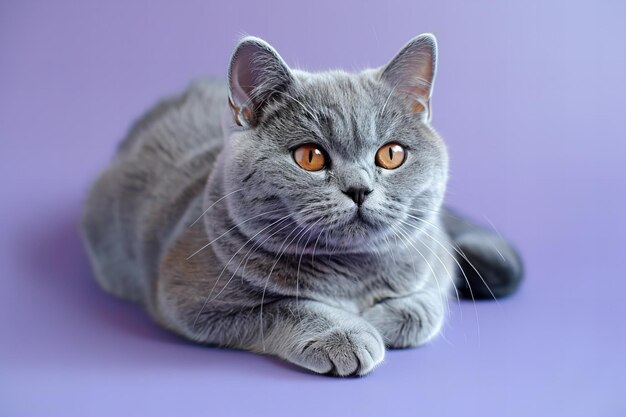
left=2, top=1, right=625, bottom=416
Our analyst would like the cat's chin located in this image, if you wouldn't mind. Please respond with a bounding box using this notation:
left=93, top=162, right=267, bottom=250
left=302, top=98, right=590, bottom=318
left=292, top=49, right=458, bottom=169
left=322, top=211, right=388, bottom=249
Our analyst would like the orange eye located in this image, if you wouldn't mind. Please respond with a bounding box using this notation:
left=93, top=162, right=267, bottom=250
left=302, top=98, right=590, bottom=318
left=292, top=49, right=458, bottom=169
left=376, top=143, right=406, bottom=169
left=293, top=144, right=326, bottom=171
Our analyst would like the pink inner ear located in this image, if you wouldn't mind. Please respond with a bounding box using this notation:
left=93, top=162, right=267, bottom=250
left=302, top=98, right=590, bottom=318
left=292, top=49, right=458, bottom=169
left=229, top=45, right=257, bottom=110
left=412, top=101, right=426, bottom=113
left=388, top=51, right=434, bottom=106
left=227, top=38, right=294, bottom=127
left=380, top=35, right=437, bottom=118
left=229, top=43, right=267, bottom=127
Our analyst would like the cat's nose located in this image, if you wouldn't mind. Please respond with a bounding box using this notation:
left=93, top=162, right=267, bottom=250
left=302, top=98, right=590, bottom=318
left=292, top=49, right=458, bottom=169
left=342, top=187, right=373, bottom=206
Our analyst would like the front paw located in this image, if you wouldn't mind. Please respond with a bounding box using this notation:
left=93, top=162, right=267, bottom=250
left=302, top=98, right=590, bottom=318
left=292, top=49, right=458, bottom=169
left=293, top=325, right=385, bottom=376
left=362, top=298, right=445, bottom=349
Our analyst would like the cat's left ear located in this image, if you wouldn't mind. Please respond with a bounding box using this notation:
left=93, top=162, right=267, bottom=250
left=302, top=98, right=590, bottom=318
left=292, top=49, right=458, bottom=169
left=228, top=36, right=294, bottom=128
left=380, top=33, right=437, bottom=121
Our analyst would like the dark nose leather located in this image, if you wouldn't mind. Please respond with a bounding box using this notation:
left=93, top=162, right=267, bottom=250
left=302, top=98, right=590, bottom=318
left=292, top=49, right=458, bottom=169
left=343, top=187, right=372, bottom=206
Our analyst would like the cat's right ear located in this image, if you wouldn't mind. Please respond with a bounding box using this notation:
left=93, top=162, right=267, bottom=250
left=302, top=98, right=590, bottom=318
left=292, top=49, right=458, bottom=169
left=228, top=36, right=294, bottom=128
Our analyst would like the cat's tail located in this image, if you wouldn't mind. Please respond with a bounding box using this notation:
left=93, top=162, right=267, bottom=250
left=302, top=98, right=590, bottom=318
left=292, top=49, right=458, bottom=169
left=442, top=207, right=524, bottom=300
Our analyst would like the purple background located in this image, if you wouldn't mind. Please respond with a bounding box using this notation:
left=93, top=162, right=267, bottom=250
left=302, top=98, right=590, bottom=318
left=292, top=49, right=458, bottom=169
left=2, top=1, right=625, bottom=416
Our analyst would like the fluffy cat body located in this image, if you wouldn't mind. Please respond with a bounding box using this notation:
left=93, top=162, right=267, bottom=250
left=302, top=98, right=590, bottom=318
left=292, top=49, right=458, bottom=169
left=82, top=35, right=522, bottom=375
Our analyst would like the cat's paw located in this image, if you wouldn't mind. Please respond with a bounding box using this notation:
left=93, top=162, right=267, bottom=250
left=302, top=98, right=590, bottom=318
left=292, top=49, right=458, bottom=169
left=294, top=325, right=385, bottom=376
left=362, top=297, right=445, bottom=349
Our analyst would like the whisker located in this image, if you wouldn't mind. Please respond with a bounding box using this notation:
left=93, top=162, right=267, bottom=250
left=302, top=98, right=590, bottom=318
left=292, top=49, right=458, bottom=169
left=311, top=225, right=325, bottom=267
left=295, top=218, right=323, bottom=320
left=191, top=213, right=293, bottom=330
left=188, top=186, right=249, bottom=228
left=482, top=215, right=507, bottom=262
left=400, top=216, right=485, bottom=342
left=192, top=205, right=318, bottom=330
left=239, top=215, right=305, bottom=283
left=392, top=203, right=486, bottom=313
left=397, top=219, right=462, bottom=315
left=410, top=214, right=499, bottom=304
left=366, top=240, right=384, bottom=263
left=186, top=208, right=283, bottom=260
left=218, top=217, right=300, bottom=297
left=382, top=233, right=397, bottom=263
left=391, top=224, right=449, bottom=316
left=260, top=219, right=314, bottom=351
left=386, top=200, right=499, bottom=305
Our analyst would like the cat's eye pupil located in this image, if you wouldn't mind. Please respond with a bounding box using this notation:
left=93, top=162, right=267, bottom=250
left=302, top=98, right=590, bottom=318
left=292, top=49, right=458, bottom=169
left=375, top=142, right=405, bottom=170
left=294, top=144, right=326, bottom=171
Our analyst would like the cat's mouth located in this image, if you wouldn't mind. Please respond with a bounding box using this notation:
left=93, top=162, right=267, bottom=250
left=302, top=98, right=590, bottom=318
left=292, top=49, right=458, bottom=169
left=291, top=207, right=389, bottom=253
left=353, top=208, right=372, bottom=225
left=330, top=217, right=385, bottom=249
left=339, top=207, right=386, bottom=236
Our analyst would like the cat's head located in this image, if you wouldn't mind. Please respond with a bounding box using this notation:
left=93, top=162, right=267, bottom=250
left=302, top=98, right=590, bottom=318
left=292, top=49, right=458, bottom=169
left=219, top=34, right=448, bottom=253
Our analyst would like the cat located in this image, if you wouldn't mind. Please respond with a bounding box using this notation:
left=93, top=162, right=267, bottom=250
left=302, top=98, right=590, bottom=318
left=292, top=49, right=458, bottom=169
left=81, top=34, right=523, bottom=376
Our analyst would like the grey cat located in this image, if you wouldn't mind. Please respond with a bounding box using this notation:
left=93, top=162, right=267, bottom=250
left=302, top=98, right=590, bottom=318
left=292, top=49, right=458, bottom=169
left=81, top=34, right=522, bottom=376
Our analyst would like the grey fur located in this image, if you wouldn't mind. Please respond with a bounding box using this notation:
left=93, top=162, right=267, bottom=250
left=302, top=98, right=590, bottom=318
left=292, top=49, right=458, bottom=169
left=81, top=34, right=519, bottom=376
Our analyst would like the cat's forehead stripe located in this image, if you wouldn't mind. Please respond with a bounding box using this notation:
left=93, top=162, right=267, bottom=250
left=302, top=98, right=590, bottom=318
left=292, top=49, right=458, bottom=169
left=260, top=76, right=394, bottom=156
